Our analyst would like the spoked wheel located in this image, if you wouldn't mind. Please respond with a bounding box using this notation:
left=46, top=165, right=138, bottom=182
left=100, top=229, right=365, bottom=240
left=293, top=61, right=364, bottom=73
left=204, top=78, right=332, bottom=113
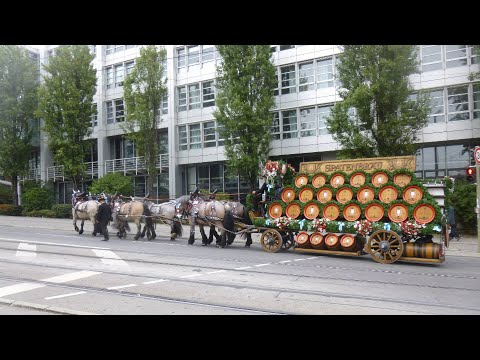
left=366, top=230, right=404, bottom=264
left=281, top=232, right=295, bottom=250
left=260, top=229, right=283, bottom=253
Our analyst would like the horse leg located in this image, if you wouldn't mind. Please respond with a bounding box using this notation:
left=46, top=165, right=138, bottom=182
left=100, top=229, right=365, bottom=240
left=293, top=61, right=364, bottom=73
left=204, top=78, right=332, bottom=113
left=200, top=225, right=209, bottom=245
left=79, top=220, right=84, bottom=235
left=170, top=222, right=177, bottom=240
left=216, top=229, right=227, bottom=248
left=134, top=220, right=141, bottom=240
left=245, top=233, right=252, bottom=248
left=73, top=218, right=79, bottom=233
left=188, top=218, right=195, bottom=245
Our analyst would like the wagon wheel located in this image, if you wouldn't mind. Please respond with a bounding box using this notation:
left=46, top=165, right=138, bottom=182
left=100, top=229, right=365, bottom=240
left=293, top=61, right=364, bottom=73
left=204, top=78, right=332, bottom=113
left=260, top=229, right=283, bottom=253
left=281, top=232, right=295, bottom=250
left=366, top=230, right=404, bottom=264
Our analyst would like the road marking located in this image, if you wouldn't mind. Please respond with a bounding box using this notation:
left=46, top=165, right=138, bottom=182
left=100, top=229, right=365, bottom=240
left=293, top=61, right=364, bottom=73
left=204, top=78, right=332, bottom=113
left=107, top=284, right=137, bottom=290
left=180, top=274, right=203, bottom=278
left=279, top=260, right=292, bottom=263
left=16, top=243, right=36, bottom=258
left=234, top=266, right=252, bottom=270
left=206, top=270, right=226, bottom=274
left=0, top=270, right=100, bottom=298
left=45, top=291, right=86, bottom=300
left=254, top=263, right=270, bottom=267
left=142, top=279, right=170, bottom=285
left=0, top=237, right=110, bottom=250
left=92, top=249, right=129, bottom=267
left=294, top=258, right=307, bottom=261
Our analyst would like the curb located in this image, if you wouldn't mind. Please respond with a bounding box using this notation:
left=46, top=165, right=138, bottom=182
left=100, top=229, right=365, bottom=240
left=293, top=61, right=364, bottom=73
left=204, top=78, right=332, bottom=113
left=0, top=297, right=97, bottom=315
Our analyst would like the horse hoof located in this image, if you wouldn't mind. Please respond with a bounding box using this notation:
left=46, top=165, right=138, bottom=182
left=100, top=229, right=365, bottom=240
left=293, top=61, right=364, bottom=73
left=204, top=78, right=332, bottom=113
left=244, top=244, right=250, bottom=248
left=93, top=233, right=96, bottom=236
left=201, top=243, right=207, bottom=246
left=79, top=230, right=84, bottom=235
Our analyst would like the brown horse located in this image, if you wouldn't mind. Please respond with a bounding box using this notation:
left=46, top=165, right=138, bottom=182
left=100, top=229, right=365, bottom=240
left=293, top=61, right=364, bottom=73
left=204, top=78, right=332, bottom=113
left=175, top=195, right=235, bottom=248
left=110, top=195, right=152, bottom=240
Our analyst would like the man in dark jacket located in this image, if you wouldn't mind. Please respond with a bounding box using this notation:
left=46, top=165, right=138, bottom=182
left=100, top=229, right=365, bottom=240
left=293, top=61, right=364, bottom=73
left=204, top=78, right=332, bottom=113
left=96, top=195, right=112, bottom=241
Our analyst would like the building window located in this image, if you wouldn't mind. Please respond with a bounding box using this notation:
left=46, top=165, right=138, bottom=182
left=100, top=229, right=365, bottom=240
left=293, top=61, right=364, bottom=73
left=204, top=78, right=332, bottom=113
left=447, top=86, right=469, bottom=121
left=318, top=105, right=332, bottom=135
left=471, top=45, right=479, bottom=64
left=216, top=123, right=225, bottom=147
left=126, top=45, right=136, bottom=49
left=473, top=83, right=480, bottom=119
left=271, top=112, right=280, bottom=140
left=203, top=121, right=216, bottom=148
left=91, top=104, right=97, bottom=127
left=189, top=124, right=201, bottom=149
left=177, top=86, right=187, bottom=112
left=126, top=61, right=135, bottom=76
left=282, top=109, right=297, bottom=139
left=106, top=101, right=114, bottom=124
left=281, top=64, right=296, bottom=95
left=446, top=45, right=467, bottom=68
left=106, top=45, right=114, bottom=55
left=114, top=64, right=124, bottom=87
left=316, top=57, right=334, bottom=89
left=106, top=67, right=113, bottom=89
left=298, top=61, right=314, bottom=92
left=177, top=47, right=186, bottom=70
left=114, top=45, right=125, bottom=53
left=421, top=45, right=443, bottom=72
left=202, top=45, right=214, bottom=62
left=270, top=46, right=277, bottom=53
left=280, top=45, right=295, bottom=51
left=427, top=89, right=445, bottom=123
left=161, top=95, right=168, bottom=115
left=188, top=83, right=201, bottom=110
left=273, top=68, right=279, bottom=96
left=188, top=45, right=200, bottom=66
left=299, top=107, right=316, bottom=137
left=115, top=99, right=125, bottom=123
left=202, top=81, right=215, bottom=107
left=179, top=125, right=187, bottom=151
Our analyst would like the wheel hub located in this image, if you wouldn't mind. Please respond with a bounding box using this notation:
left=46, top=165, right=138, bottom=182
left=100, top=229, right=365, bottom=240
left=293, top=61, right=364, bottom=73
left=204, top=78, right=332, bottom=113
left=379, top=240, right=390, bottom=252
left=266, top=236, right=276, bottom=246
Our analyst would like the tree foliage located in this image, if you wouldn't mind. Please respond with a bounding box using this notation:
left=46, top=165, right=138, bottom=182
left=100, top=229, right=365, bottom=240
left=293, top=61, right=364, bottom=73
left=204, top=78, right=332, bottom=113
left=88, top=172, right=133, bottom=197
left=450, top=179, right=477, bottom=232
left=122, top=45, right=167, bottom=195
left=0, top=45, right=39, bottom=205
left=468, top=45, right=480, bottom=81
left=213, top=45, right=277, bottom=190
left=326, top=45, right=430, bottom=159
left=36, top=45, right=97, bottom=190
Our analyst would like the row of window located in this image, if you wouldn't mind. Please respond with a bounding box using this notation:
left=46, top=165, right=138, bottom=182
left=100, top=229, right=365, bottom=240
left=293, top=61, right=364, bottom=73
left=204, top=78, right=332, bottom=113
left=105, top=45, right=137, bottom=55
left=103, top=98, right=168, bottom=125
left=420, top=45, right=478, bottom=72
left=177, top=45, right=217, bottom=72
left=178, top=121, right=224, bottom=150
left=177, top=80, right=215, bottom=111
left=105, top=61, right=135, bottom=89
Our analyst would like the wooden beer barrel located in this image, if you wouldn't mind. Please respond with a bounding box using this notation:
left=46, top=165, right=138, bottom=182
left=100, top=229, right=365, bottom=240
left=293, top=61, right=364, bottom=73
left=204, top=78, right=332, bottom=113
left=340, top=234, right=360, bottom=252
left=323, top=203, right=340, bottom=221
left=309, top=232, right=326, bottom=249
left=317, top=187, right=333, bottom=203
left=295, top=231, right=311, bottom=248
left=365, top=203, right=385, bottom=222
left=268, top=202, right=283, bottom=219
left=324, top=233, right=341, bottom=251
left=281, top=187, right=296, bottom=203
left=393, top=173, right=412, bottom=187
left=304, top=203, right=320, bottom=220
left=285, top=202, right=301, bottom=219
left=349, top=172, right=366, bottom=188
left=336, top=187, right=353, bottom=204
left=357, top=186, right=375, bottom=204
left=295, top=174, right=309, bottom=188
left=413, top=204, right=436, bottom=224
left=330, top=174, right=345, bottom=188
left=343, top=203, right=361, bottom=221
left=402, top=185, right=423, bottom=205
left=312, top=174, right=327, bottom=188
left=388, top=203, right=408, bottom=223
left=378, top=186, right=398, bottom=204
left=298, top=187, right=314, bottom=203
left=403, top=242, right=442, bottom=259
left=372, top=172, right=388, bottom=188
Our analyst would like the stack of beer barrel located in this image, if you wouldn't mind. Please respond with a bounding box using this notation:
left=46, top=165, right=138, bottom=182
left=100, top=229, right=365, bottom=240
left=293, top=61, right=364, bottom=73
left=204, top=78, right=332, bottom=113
left=266, top=169, right=440, bottom=258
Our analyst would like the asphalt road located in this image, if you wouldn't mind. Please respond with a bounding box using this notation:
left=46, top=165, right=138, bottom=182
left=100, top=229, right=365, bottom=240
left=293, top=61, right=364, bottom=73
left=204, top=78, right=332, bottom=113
left=0, top=215, right=479, bottom=315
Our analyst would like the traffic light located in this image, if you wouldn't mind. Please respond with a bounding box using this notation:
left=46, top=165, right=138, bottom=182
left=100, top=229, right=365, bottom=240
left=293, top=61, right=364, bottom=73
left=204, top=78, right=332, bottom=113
left=466, top=166, right=475, bottom=183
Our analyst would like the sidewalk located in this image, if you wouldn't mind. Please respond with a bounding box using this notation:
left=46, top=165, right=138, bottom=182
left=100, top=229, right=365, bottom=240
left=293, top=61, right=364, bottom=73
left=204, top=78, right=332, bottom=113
left=0, top=215, right=479, bottom=257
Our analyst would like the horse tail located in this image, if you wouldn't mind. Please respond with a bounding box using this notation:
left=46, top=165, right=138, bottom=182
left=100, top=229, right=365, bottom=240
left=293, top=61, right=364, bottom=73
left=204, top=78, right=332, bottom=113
left=124, top=219, right=131, bottom=232
left=223, top=207, right=235, bottom=238
left=143, top=203, right=153, bottom=229
left=173, top=219, right=183, bottom=237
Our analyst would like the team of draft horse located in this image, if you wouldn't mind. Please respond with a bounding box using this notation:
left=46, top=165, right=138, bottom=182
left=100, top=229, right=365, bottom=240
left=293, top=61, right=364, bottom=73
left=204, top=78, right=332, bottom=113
left=71, top=188, right=253, bottom=248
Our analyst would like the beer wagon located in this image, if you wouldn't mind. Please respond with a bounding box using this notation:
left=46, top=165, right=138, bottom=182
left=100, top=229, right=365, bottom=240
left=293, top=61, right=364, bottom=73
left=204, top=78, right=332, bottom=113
left=248, top=156, right=449, bottom=264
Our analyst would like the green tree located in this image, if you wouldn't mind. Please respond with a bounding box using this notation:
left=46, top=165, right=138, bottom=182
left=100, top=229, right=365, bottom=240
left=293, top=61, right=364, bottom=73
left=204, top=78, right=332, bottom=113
left=88, top=172, right=133, bottom=197
left=122, top=45, right=167, bottom=196
left=326, top=45, right=430, bottom=159
left=468, top=45, right=480, bottom=81
left=0, top=45, right=39, bottom=205
left=36, top=45, right=97, bottom=190
left=213, top=45, right=277, bottom=190
left=450, top=179, right=477, bottom=232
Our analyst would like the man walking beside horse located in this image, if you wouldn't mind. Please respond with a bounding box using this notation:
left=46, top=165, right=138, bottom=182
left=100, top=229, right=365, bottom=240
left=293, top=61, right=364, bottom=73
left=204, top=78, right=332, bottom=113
left=96, top=195, right=112, bottom=241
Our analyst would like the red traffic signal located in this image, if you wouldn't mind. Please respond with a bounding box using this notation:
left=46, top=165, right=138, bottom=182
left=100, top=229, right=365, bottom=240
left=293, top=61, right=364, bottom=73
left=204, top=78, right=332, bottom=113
left=467, top=167, right=474, bottom=176
left=466, top=166, right=475, bottom=183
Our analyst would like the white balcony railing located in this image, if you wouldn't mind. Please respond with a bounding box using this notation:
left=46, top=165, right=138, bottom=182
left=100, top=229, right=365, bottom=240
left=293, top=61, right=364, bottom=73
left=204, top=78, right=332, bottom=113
left=105, top=154, right=169, bottom=175
left=47, top=161, right=99, bottom=182
left=22, top=166, right=41, bottom=181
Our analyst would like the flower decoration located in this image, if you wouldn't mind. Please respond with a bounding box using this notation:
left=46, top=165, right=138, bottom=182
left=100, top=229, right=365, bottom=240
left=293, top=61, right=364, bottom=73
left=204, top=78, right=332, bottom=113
left=400, top=220, right=426, bottom=237
left=354, top=219, right=373, bottom=236
left=311, top=217, right=330, bottom=233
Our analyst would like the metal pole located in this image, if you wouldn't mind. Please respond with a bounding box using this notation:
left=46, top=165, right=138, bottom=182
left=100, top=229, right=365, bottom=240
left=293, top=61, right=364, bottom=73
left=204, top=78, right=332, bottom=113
left=477, top=162, right=480, bottom=253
